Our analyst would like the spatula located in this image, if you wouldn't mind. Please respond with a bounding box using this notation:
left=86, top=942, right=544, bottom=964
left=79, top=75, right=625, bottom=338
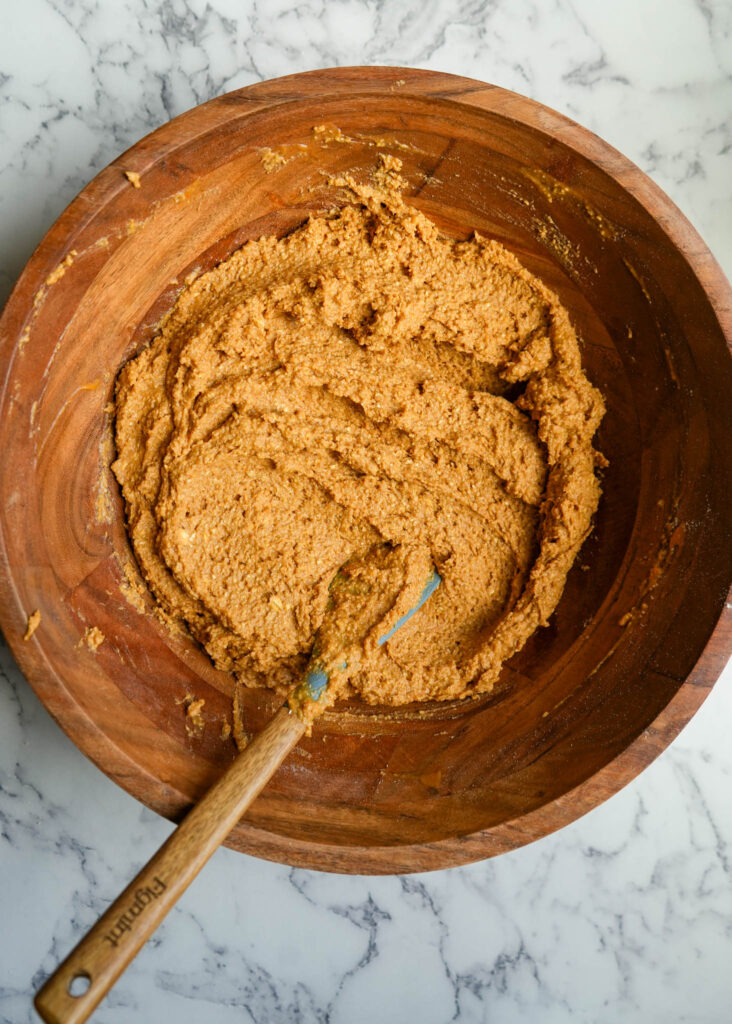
left=34, top=547, right=441, bottom=1024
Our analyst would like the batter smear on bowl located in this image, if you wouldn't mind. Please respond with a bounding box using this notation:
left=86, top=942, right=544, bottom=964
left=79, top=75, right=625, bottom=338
left=112, top=162, right=605, bottom=708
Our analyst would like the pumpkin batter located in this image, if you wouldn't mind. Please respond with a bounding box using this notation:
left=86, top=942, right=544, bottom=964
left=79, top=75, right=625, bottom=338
left=112, top=167, right=605, bottom=707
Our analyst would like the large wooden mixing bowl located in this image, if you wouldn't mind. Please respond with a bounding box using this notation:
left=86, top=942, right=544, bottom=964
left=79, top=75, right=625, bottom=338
left=1, top=68, right=730, bottom=873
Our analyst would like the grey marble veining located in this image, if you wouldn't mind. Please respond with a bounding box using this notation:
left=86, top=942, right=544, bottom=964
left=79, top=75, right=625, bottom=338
left=1, top=2, right=731, bottom=1022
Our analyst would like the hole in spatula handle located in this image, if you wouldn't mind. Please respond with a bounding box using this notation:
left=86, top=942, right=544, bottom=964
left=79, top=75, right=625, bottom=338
left=67, top=972, right=91, bottom=997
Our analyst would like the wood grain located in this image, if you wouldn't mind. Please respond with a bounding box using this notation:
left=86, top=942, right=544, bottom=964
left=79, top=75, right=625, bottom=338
left=0, top=67, right=730, bottom=874
left=34, top=706, right=304, bottom=1024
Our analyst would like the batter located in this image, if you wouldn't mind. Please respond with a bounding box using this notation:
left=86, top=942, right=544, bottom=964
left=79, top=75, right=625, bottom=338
left=112, top=166, right=605, bottom=707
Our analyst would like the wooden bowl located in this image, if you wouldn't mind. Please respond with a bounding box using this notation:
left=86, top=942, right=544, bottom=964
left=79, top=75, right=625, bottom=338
left=1, top=68, right=730, bottom=874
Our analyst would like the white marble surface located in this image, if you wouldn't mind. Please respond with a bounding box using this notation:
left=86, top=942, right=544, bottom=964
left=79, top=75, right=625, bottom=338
left=1, top=1, right=731, bottom=1022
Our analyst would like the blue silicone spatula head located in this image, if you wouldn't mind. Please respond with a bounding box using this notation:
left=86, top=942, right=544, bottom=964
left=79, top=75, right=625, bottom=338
left=288, top=557, right=441, bottom=713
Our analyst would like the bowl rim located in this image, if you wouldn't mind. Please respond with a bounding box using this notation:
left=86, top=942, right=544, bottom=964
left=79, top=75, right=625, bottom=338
left=1, top=65, right=730, bottom=874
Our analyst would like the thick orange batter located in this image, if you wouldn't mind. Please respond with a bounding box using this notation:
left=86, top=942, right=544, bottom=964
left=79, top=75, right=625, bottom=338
left=113, top=168, right=605, bottom=706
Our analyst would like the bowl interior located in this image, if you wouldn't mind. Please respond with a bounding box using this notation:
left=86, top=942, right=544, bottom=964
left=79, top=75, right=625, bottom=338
left=1, top=70, right=730, bottom=872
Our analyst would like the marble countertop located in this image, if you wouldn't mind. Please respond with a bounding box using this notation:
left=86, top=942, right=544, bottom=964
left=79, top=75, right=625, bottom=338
left=1, top=2, right=731, bottom=1022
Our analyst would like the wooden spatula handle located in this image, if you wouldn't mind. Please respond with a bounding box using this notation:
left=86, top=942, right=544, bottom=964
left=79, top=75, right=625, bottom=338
left=34, top=705, right=305, bottom=1024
